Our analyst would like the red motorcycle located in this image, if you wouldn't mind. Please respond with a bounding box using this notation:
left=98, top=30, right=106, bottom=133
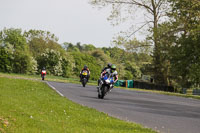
left=41, top=70, right=46, bottom=80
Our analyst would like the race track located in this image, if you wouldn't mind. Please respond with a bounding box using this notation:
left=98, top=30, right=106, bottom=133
left=47, top=81, right=200, bottom=133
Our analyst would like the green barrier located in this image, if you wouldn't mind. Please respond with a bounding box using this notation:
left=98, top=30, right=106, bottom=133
left=126, top=80, right=134, bottom=88
left=115, top=80, right=126, bottom=87
left=114, top=80, right=134, bottom=88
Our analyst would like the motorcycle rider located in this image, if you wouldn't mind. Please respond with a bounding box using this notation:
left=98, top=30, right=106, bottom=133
left=80, top=65, right=90, bottom=82
left=41, top=67, right=46, bottom=80
left=101, top=63, right=112, bottom=73
left=97, top=63, right=112, bottom=86
left=41, top=67, right=46, bottom=76
left=98, top=64, right=118, bottom=90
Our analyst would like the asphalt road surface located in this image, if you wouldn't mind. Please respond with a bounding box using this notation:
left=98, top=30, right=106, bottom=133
left=47, top=81, right=200, bottom=133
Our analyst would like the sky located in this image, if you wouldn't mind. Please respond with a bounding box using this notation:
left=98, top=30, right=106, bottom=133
left=0, top=0, right=133, bottom=48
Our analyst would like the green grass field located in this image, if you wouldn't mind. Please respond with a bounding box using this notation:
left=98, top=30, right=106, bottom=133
left=0, top=76, right=156, bottom=133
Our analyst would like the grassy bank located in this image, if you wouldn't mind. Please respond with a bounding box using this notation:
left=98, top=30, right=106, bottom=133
left=0, top=77, right=156, bottom=133
left=0, top=72, right=97, bottom=85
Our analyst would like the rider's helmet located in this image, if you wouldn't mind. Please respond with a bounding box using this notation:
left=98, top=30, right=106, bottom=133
left=83, top=65, right=88, bottom=70
left=111, top=64, right=116, bottom=71
left=42, top=67, right=46, bottom=70
left=107, top=63, right=112, bottom=68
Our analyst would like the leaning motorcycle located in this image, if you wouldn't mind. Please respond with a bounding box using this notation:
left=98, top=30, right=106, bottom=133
left=41, top=70, right=46, bottom=80
left=81, top=70, right=88, bottom=87
left=98, top=74, right=114, bottom=99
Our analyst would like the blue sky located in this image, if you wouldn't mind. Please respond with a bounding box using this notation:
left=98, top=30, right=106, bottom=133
left=0, top=0, right=132, bottom=47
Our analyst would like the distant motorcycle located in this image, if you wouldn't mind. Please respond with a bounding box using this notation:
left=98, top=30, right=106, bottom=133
left=41, top=70, right=46, bottom=80
left=81, top=70, right=88, bottom=87
left=98, top=74, right=114, bottom=99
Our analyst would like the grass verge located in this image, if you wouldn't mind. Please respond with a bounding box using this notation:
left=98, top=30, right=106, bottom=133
left=0, top=72, right=96, bottom=85
left=0, top=77, right=156, bottom=133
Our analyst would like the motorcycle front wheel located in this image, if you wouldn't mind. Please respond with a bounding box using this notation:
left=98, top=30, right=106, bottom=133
left=98, top=85, right=108, bottom=99
left=82, top=78, right=87, bottom=87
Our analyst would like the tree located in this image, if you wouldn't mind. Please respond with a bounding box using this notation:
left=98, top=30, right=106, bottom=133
left=63, top=42, right=80, bottom=52
left=113, top=37, right=152, bottom=54
left=124, top=61, right=141, bottom=79
left=159, top=0, right=200, bottom=87
left=24, top=29, right=58, bottom=42
left=61, top=54, right=74, bottom=78
left=0, top=28, right=36, bottom=74
left=25, top=29, right=72, bottom=75
left=170, top=34, right=200, bottom=88
left=90, top=49, right=112, bottom=67
left=112, top=37, right=153, bottom=70
left=24, top=30, right=64, bottom=58
left=83, top=44, right=96, bottom=51
left=70, top=52, right=102, bottom=80
left=90, top=0, right=170, bottom=84
left=37, top=49, right=73, bottom=77
left=76, top=42, right=83, bottom=51
left=0, top=45, right=13, bottom=72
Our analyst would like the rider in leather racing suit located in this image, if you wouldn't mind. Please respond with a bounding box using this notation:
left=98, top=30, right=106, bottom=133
left=97, top=63, right=112, bottom=86
left=41, top=67, right=46, bottom=76
left=101, top=63, right=112, bottom=73
left=80, top=65, right=90, bottom=81
left=98, top=64, right=118, bottom=90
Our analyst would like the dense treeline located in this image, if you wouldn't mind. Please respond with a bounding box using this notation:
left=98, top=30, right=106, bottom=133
left=0, top=28, right=151, bottom=81
left=0, top=0, right=200, bottom=89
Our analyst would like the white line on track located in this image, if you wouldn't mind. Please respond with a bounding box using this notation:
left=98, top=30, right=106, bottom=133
left=46, top=82, right=64, bottom=97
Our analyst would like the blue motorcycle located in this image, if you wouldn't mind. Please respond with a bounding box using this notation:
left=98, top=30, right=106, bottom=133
left=98, top=74, right=114, bottom=99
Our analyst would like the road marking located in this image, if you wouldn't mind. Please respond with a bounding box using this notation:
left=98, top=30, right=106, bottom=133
left=46, top=82, right=64, bottom=97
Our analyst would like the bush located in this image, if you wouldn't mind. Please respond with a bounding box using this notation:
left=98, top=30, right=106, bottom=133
left=70, top=52, right=101, bottom=80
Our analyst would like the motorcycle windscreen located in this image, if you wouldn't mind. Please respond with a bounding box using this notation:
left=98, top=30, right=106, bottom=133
left=82, top=70, right=88, bottom=76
